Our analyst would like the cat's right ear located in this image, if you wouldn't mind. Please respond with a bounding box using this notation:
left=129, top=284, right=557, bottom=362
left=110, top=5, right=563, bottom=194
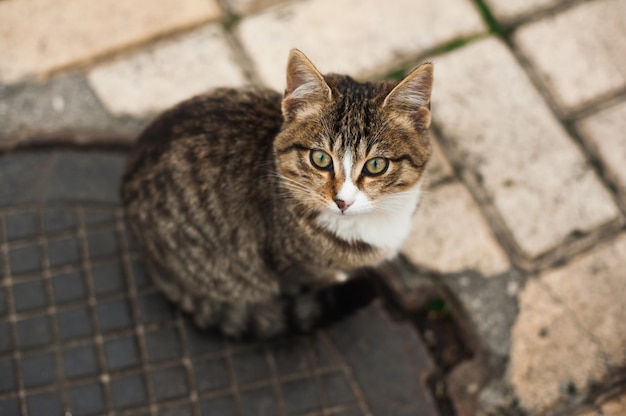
left=282, top=49, right=332, bottom=121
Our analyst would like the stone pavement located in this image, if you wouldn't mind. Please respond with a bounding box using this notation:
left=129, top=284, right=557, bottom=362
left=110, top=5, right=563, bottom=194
left=1, top=0, right=625, bottom=415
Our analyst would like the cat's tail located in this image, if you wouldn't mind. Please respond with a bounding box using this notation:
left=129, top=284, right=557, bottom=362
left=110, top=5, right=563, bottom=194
left=194, top=276, right=379, bottom=339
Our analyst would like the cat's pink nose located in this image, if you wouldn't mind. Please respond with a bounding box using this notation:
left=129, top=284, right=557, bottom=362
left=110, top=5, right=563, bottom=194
left=334, top=198, right=353, bottom=211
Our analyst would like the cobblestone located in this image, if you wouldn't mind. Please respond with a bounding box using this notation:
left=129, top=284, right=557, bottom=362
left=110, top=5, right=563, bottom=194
left=0, top=74, right=140, bottom=145
left=431, top=37, right=619, bottom=259
left=424, top=135, right=454, bottom=186
left=514, top=0, right=626, bottom=114
left=577, top=100, right=626, bottom=204
left=88, top=24, right=247, bottom=117
left=0, top=0, right=222, bottom=83
left=1, top=0, right=626, bottom=415
left=483, top=0, right=563, bottom=21
left=236, top=0, right=486, bottom=90
left=402, top=181, right=510, bottom=276
left=509, top=233, right=626, bottom=413
left=578, top=392, right=626, bottom=416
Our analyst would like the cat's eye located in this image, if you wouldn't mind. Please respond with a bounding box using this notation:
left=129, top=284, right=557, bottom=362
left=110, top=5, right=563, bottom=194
left=310, top=150, right=333, bottom=170
left=364, top=157, right=389, bottom=176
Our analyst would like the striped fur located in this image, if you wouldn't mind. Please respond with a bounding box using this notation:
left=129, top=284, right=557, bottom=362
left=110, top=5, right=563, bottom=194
left=122, top=50, right=433, bottom=338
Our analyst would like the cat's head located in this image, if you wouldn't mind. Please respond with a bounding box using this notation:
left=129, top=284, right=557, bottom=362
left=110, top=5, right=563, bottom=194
left=274, top=49, right=433, bottom=223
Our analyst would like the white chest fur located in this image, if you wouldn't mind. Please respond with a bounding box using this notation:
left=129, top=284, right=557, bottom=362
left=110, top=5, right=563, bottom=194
left=315, top=183, right=422, bottom=257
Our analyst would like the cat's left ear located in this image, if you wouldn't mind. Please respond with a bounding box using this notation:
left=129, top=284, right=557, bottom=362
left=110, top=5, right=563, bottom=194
left=282, top=49, right=332, bottom=121
left=383, top=63, right=433, bottom=130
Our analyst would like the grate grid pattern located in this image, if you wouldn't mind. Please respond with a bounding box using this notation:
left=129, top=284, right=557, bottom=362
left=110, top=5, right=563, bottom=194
left=0, top=204, right=371, bottom=416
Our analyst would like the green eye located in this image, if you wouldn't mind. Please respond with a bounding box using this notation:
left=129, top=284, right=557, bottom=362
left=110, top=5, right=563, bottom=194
left=310, top=150, right=333, bottom=170
left=364, top=157, right=389, bottom=176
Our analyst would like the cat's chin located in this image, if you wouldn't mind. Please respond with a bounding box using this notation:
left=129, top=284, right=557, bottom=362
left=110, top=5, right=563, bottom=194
left=330, top=208, right=371, bottom=217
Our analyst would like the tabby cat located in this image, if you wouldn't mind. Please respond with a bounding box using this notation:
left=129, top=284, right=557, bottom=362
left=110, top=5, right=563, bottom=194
left=122, top=50, right=433, bottom=338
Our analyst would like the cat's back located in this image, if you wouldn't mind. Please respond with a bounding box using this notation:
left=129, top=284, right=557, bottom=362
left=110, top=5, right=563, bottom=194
left=122, top=87, right=285, bottom=250
left=124, top=87, right=283, bottom=180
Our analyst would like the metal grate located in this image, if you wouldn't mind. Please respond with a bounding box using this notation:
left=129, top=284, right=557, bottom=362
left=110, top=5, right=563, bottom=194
left=0, top=204, right=372, bottom=416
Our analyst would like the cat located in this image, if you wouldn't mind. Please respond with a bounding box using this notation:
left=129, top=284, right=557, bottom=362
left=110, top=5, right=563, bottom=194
left=121, top=49, right=433, bottom=339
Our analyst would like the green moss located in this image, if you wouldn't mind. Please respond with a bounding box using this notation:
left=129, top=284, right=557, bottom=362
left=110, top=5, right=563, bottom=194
left=386, top=68, right=408, bottom=81
left=473, top=0, right=503, bottom=35
left=427, top=298, right=449, bottom=313
left=223, top=13, right=242, bottom=30
left=441, top=38, right=471, bottom=52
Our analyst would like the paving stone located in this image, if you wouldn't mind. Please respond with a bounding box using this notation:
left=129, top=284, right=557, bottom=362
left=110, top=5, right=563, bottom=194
left=424, top=135, right=454, bottom=186
left=0, top=0, right=222, bottom=83
left=578, top=392, right=626, bottom=416
left=403, top=181, right=510, bottom=275
left=237, top=0, right=486, bottom=90
left=0, top=74, right=140, bottom=145
left=226, top=0, right=288, bottom=14
left=483, top=0, right=562, bottom=21
left=514, top=0, right=626, bottom=113
left=577, top=100, right=626, bottom=202
left=509, top=233, right=626, bottom=412
left=88, top=24, right=246, bottom=117
left=432, top=37, right=619, bottom=258
left=443, top=269, right=525, bottom=358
